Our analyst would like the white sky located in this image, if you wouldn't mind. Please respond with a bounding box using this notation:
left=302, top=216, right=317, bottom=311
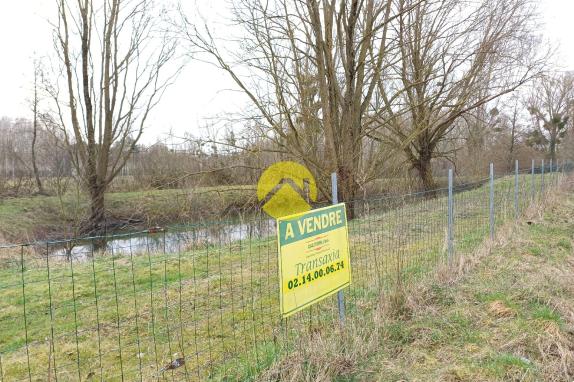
left=0, top=0, right=573, bottom=144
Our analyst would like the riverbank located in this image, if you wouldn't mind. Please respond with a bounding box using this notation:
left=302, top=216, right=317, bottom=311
left=0, top=172, right=493, bottom=244
left=0, top=185, right=257, bottom=243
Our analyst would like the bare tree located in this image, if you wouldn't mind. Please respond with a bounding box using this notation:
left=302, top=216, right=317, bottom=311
left=507, top=107, right=519, bottom=169
left=452, top=101, right=501, bottom=175
left=49, top=0, right=178, bottom=234
left=177, top=0, right=401, bottom=214
left=526, top=72, right=574, bottom=162
left=31, top=60, right=46, bottom=195
left=371, top=0, right=547, bottom=190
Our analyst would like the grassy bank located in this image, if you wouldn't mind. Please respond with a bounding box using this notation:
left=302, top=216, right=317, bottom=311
left=0, top=172, right=530, bottom=244
left=260, top=180, right=574, bottom=381
left=0, top=186, right=257, bottom=242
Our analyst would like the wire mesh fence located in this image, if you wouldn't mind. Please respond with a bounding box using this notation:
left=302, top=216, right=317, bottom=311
left=0, top=160, right=568, bottom=381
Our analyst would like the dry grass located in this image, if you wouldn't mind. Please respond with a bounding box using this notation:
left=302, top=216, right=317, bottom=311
left=259, top=178, right=574, bottom=381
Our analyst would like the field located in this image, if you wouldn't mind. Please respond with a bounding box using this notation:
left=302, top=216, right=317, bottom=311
left=0, top=172, right=558, bottom=381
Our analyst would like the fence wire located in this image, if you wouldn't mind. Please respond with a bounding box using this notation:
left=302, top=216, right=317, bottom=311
left=0, top=162, right=568, bottom=381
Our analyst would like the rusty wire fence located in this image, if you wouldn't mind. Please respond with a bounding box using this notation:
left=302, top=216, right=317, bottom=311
left=0, top=160, right=568, bottom=381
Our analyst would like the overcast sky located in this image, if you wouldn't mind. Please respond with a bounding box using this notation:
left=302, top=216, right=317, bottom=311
left=1, top=0, right=573, bottom=144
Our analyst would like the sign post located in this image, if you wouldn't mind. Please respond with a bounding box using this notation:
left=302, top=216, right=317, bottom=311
left=277, top=203, right=352, bottom=318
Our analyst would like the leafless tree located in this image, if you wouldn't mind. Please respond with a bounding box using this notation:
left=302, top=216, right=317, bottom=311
left=177, top=0, right=402, bottom=214
left=31, top=60, right=46, bottom=195
left=452, top=101, right=501, bottom=175
left=507, top=107, right=519, bottom=169
left=526, top=72, right=574, bottom=162
left=371, top=0, right=547, bottom=190
left=49, top=0, right=179, bottom=234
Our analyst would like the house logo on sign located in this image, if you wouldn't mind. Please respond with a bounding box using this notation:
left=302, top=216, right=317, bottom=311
left=257, top=161, right=318, bottom=218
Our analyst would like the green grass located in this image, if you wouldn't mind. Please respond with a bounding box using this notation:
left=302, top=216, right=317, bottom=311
left=529, top=301, right=563, bottom=324
left=0, top=238, right=278, bottom=380
left=480, top=352, right=535, bottom=378
left=557, top=238, right=572, bottom=250
left=0, top=173, right=562, bottom=381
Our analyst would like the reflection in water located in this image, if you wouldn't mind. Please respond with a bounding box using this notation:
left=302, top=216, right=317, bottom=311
left=50, top=219, right=276, bottom=261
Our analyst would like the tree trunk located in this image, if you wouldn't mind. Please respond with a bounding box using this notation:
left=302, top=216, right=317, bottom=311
left=336, top=164, right=359, bottom=219
left=32, top=72, right=45, bottom=195
left=549, top=132, right=557, bottom=163
left=86, top=182, right=106, bottom=235
left=508, top=122, right=516, bottom=172
left=31, top=117, right=44, bottom=195
left=414, top=154, right=436, bottom=193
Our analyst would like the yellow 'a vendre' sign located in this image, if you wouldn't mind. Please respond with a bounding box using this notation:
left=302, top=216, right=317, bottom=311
left=277, top=203, right=351, bottom=318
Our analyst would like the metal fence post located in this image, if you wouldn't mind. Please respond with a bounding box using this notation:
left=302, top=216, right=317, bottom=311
left=531, top=159, right=535, bottom=201
left=550, top=159, right=553, bottom=187
left=331, top=172, right=345, bottom=325
left=447, top=168, right=454, bottom=263
left=489, top=163, right=495, bottom=240
left=514, top=160, right=519, bottom=219
left=541, top=159, right=545, bottom=195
